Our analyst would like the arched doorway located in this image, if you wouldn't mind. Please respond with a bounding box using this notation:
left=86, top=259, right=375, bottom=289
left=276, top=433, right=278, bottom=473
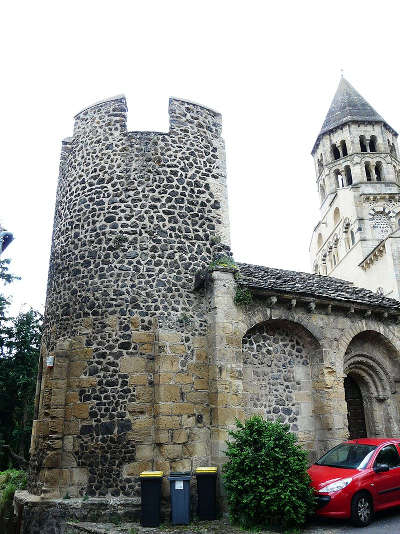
left=344, top=375, right=367, bottom=439
left=343, top=330, right=400, bottom=438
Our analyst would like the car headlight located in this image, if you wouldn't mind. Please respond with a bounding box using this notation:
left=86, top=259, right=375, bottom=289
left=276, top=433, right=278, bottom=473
left=319, top=477, right=353, bottom=493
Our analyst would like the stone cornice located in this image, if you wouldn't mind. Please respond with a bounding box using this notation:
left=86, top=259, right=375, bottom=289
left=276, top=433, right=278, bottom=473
left=361, top=192, right=400, bottom=203
left=359, top=243, right=386, bottom=270
left=247, top=287, right=400, bottom=320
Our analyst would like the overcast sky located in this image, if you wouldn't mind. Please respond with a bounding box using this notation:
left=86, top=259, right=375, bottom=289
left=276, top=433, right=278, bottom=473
left=2, top=0, right=400, bottom=314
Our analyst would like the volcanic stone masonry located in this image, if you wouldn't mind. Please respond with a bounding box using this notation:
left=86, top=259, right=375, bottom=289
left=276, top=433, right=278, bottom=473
left=17, top=94, right=400, bottom=534
left=28, top=95, right=231, bottom=500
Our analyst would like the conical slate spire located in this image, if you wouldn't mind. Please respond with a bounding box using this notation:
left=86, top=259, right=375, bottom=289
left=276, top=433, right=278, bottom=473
left=312, top=77, right=396, bottom=153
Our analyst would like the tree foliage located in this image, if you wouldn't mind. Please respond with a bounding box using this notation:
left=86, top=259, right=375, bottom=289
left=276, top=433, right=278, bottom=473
left=0, top=469, right=27, bottom=518
left=222, top=416, right=315, bottom=531
left=0, top=259, right=42, bottom=469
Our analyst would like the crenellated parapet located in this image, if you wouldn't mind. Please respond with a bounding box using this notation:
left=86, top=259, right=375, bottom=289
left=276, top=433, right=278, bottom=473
left=73, top=95, right=128, bottom=137
left=168, top=98, right=222, bottom=138
left=29, top=94, right=231, bottom=502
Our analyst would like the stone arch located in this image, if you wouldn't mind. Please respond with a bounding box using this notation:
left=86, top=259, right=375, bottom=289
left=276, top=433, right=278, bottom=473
left=238, top=308, right=326, bottom=345
left=241, top=318, right=331, bottom=461
left=337, top=321, right=400, bottom=359
left=342, top=328, right=400, bottom=438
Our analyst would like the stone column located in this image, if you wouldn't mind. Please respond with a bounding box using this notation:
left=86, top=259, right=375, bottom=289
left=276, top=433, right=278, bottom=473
left=207, top=268, right=244, bottom=481
left=312, top=346, right=348, bottom=454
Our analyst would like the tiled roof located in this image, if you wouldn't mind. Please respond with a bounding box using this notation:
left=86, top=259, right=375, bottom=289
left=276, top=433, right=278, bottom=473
left=312, top=77, right=396, bottom=153
left=238, top=263, right=400, bottom=311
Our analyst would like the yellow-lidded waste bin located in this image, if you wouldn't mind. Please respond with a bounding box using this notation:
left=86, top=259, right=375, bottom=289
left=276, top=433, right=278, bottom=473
left=140, top=471, right=163, bottom=527
left=195, top=467, right=218, bottom=520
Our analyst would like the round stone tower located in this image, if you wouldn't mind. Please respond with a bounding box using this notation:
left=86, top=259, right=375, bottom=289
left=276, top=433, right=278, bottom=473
left=29, top=95, right=231, bottom=499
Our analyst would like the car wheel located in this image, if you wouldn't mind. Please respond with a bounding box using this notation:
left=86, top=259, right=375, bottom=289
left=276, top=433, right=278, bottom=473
left=351, top=492, right=374, bottom=527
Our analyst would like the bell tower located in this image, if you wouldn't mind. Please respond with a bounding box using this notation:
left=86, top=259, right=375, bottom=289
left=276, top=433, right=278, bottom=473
left=310, top=77, right=400, bottom=300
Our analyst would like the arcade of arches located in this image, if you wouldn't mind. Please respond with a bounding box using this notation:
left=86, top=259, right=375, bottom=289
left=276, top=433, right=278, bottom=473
left=242, top=320, right=400, bottom=460
left=240, top=320, right=400, bottom=461
left=209, top=270, right=400, bottom=467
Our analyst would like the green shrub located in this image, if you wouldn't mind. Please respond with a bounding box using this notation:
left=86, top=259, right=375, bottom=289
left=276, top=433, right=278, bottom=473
left=0, top=469, right=27, bottom=518
left=234, top=286, right=253, bottom=306
left=222, top=416, right=315, bottom=531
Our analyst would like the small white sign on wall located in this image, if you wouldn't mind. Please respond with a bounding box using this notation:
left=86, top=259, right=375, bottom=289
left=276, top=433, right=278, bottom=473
left=175, top=480, right=183, bottom=490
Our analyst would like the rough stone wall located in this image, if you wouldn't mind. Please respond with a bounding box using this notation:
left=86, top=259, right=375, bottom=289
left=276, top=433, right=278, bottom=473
left=29, top=95, right=231, bottom=499
left=206, top=268, right=400, bottom=468
left=26, top=91, right=400, bottom=528
left=242, top=321, right=317, bottom=432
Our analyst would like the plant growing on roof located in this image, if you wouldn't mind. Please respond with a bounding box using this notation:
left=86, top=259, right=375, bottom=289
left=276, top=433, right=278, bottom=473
left=234, top=286, right=253, bottom=306
left=208, top=255, right=238, bottom=272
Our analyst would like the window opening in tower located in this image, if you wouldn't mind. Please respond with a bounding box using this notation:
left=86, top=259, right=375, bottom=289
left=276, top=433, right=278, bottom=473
left=332, top=144, right=341, bottom=160
left=360, top=136, right=367, bottom=152
left=365, top=162, right=372, bottom=181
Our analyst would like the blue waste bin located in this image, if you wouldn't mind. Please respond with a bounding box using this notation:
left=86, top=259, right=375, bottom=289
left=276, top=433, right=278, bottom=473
left=168, top=471, right=192, bottom=525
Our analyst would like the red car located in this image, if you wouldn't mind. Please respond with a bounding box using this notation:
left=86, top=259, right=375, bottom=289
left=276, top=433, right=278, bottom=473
left=308, top=438, right=400, bottom=527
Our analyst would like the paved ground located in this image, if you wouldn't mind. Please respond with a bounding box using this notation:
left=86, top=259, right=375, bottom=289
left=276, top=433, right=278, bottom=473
left=66, top=508, right=400, bottom=534
left=305, top=507, right=400, bottom=533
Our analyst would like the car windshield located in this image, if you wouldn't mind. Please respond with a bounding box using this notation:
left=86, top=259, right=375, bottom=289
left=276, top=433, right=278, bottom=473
left=316, top=443, right=377, bottom=470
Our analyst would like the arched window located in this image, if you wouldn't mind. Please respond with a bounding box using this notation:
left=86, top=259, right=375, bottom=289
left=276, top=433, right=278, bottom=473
left=340, top=140, right=348, bottom=157
left=313, top=262, right=319, bottom=274
left=333, top=207, right=341, bottom=225
left=350, top=230, right=355, bottom=246
left=359, top=135, right=367, bottom=152
left=344, top=165, right=353, bottom=185
left=390, top=142, right=397, bottom=157
left=365, top=162, right=372, bottom=181
left=369, top=136, right=377, bottom=152
left=317, top=233, right=323, bottom=249
left=332, top=144, right=341, bottom=160
left=334, top=169, right=344, bottom=188
left=375, top=161, right=383, bottom=181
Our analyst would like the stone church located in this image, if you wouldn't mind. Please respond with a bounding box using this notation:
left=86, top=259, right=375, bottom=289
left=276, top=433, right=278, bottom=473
left=310, top=77, right=400, bottom=299
left=16, top=80, right=400, bottom=532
